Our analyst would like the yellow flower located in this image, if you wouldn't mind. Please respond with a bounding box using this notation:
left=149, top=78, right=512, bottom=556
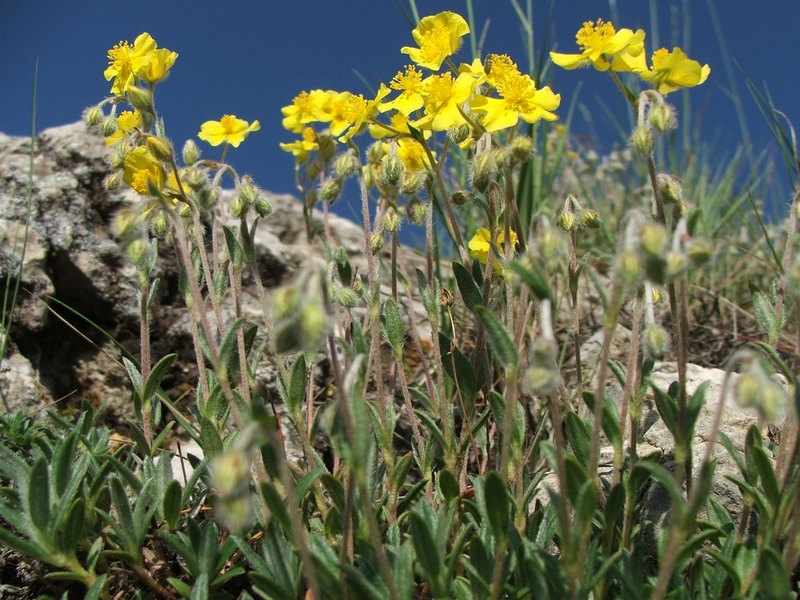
left=471, top=54, right=560, bottom=132
left=324, top=91, right=356, bottom=136
left=396, top=138, right=433, bottom=172
left=549, top=19, right=646, bottom=72
left=140, top=47, right=179, bottom=85
left=105, top=110, right=142, bottom=145
left=104, top=32, right=157, bottom=95
left=380, top=65, right=426, bottom=115
left=401, top=11, right=470, bottom=71
left=638, top=47, right=710, bottom=94
left=468, top=227, right=519, bottom=274
left=414, top=71, right=474, bottom=131
left=198, top=115, right=260, bottom=147
left=122, top=146, right=165, bottom=196
left=281, top=89, right=330, bottom=133
left=338, top=85, right=391, bottom=142
left=279, top=127, right=319, bottom=164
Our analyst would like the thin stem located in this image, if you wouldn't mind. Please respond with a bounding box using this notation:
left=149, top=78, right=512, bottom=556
left=139, top=273, right=152, bottom=445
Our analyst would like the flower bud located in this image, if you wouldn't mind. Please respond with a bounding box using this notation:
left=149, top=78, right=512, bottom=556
left=104, top=171, right=125, bottom=191
left=639, top=222, right=669, bottom=256
left=126, top=85, right=154, bottom=114
left=318, top=133, right=336, bottom=163
left=254, top=195, right=273, bottom=218
left=238, top=176, right=259, bottom=208
left=100, top=116, right=118, bottom=138
left=381, top=150, right=403, bottom=187
left=335, top=287, right=358, bottom=308
left=181, top=167, right=208, bottom=190
left=125, top=238, right=148, bottom=266
left=272, top=286, right=301, bottom=320
left=665, top=251, right=688, bottom=278
left=440, top=287, right=454, bottom=308
left=367, top=141, right=386, bottom=165
left=649, top=103, right=677, bottom=132
left=448, top=124, right=470, bottom=146
left=150, top=211, right=170, bottom=239
left=735, top=361, right=786, bottom=422
left=300, top=302, right=328, bottom=345
left=451, top=190, right=472, bottom=206
left=230, top=194, right=246, bottom=218
left=651, top=286, right=664, bottom=305
left=616, top=250, right=642, bottom=284
left=506, top=135, right=533, bottom=168
left=145, top=136, right=173, bottom=162
left=687, top=238, right=712, bottom=267
left=656, top=173, right=682, bottom=205
left=182, top=139, right=201, bottom=165
left=370, top=231, right=385, bottom=252
left=630, top=124, right=654, bottom=156
left=642, top=323, right=671, bottom=359
left=471, top=151, right=497, bottom=194
left=557, top=209, right=577, bottom=232
left=333, top=150, right=360, bottom=180
left=83, top=105, right=104, bottom=127
left=319, top=178, right=343, bottom=204
left=406, top=198, right=427, bottom=225
left=522, top=366, right=561, bottom=397
left=579, top=208, right=601, bottom=229
left=112, top=209, right=138, bottom=238
left=382, top=207, right=402, bottom=233
left=402, top=170, right=428, bottom=196
left=211, top=449, right=251, bottom=497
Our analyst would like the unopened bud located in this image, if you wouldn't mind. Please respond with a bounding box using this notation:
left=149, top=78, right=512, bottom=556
left=112, top=210, right=138, bottom=238
left=318, top=133, right=336, bottom=163
left=402, top=170, right=428, bottom=195
left=506, top=136, right=534, bottom=168
left=381, top=149, right=403, bottom=186
left=735, top=362, right=786, bottom=422
left=182, top=139, right=200, bottom=165
left=230, top=194, right=246, bottom=217
left=522, top=366, right=561, bottom=397
left=150, top=212, right=170, bottom=239
left=271, top=286, right=301, bottom=320
left=300, top=302, right=328, bottom=344
left=579, top=208, right=601, bottom=229
left=319, top=178, right=343, bottom=204
left=382, top=207, right=402, bottom=233
left=181, top=167, right=207, bottom=190
left=657, top=173, right=682, bottom=205
left=448, top=124, right=470, bottom=146
left=370, top=231, right=386, bottom=252
left=367, top=141, right=386, bottom=165
left=335, top=287, right=358, bottom=308
left=126, top=86, right=154, bottom=114
left=649, top=103, right=677, bottom=132
left=126, top=238, right=148, bottom=266
left=639, top=222, right=668, bottom=256
left=406, top=198, right=427, bottom=225
left=451, top=190, right=472, bottom=206
left=100, top=116, right=118, bottom=138
left=83, top=105, right=104, bottom=127
left=333, top=150, right=360, bottom=180
left=630, top=125, right=654, bottom=156
left=104, top=171, right=125, bottom=191
left=254, top=195, right=273, bottom=218
left=238, top=176, right=259, bottom=208
left=687, top=238, right=712, bottom=266
left=471, top=151, right=497, bottom=194
left=665, top=251, right=688, bottom=278
left=616, top=250, right=642, bottom=283
left=557, top=209, right=577, bottom=232
left=146, top=136, right=173, bottom=162
left=642, top=323, right=671, bottom=359
left=211, top=449, right=251, bottom=497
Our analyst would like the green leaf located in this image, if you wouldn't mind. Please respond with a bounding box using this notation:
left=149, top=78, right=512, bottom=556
left=261, top=482, right=291, bottom=535
left=507, top=260, right=552, bottom=301
left=751, top=445, right=780, bottom=511
left=564, top=410, right=591, bottom=466
left=482, top=471, right=509, bottom=540
left=476, top=306, right=518, bottom=369
left=438, top=332, right=477, bottom=407
left=27, top=457, right=50, bottom=533
left=651, top=381, right=679, bottom=438
left=757, top=546, right=790, bottom=600
left=631, top=462, right=684, bottom=518
left=51, top=430, right=78, bottom=499
left=56, top=498, right=84, bottom=555
left=122, top=356, right=143, bottom=399
left=683, top=460, right=716, bottom=527
left=222, top=224, right=244, bottom=271
left=84, top=574, right=108, bottom=600
left=410, top=508, right=445, bottom=597
left=163, top=480, right=182, bottom=531
left=382, top=298, right=406, bottom=354
left=143, top=353, right=177, bottom=403
left=199, top=417, right=223, bottom=459
left=218, top=317, right=246, bottom=374
left=438, top=469, right=460, bottom=504
left=286, top=354, right=307, bottom=415
left=452, top=261, right=482, bottom=312
left=391, top=540, right=415, bottom=600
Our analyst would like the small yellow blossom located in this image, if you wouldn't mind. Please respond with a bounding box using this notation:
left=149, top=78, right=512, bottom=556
left=104, top=32, right=157, bottom=95
left=338, top=85, right=391, bottom=142
left=638, top=47, right=710, bottom=94
left=414, top=71, right=475, bottom=131
left=279, top=127, right=319, bottom=164
left=105, top=110, right=142, bottom=145
left=468, top=227, right=519, bottom=274
left=281, top=89, right=330, bottom=133
left=396, top=138, right=433, bottom=172
left=198, top=115, right=260, bottom=147
left=380, top=65, right=426, bottom=115
left=549, top=19, right=646, bottom=72
left=140, top=47, right=178, bottom=85
left=122, top=146, right=165, bottom=196
left=401, top=11, right=470, bottom=71
left=324, top=91, right=357, bottom=136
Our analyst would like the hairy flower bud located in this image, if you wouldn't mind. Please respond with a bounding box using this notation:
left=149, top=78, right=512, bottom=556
left=630, top=124, right=654, bottom=156
left=506, top=135, right=534, bottom=168
left=104, top=171, right=125, bottom=191
left=335, top=287, right=358, bottom=308
left=230, top=194, right=246, bottom=218
left=557, top=209, right=577, bottom=232
left=642, top=323, right=671, bottom=359
left=254, top=195, right=273, bottom=218
left=272, top=286, right=301, bottom=320
left=367, top=141, right=386, bottom=165
left=686, top=238, right=712, bottom=267
left=319, top=178, right=343, bottom=204
left=211, top=449, right=251, bottom=497
left=125, top=238, right=148, bottom=266
left=406, top=197, right=427, bottom=225
left=448, top=124, right=470, bottom=146
left=639, top=222, right=669, bottom=256
left=182, top=139, right=200, bottom=165
left=381, top=150, right=403, bottom=187
left=471, top=151, right=498, bottom=194
left=616, top=250, right=642, bottom=284
left=451, top=190, right=472, bottom=206
left=657, top=173, right=682, bottom=205
left=370, top=231, right=386, bottom=252
left=333, top=150, right=360, bottom=180
left=579, top=208, right=601, bottom=229
left=649, top=103, right=677, bottom=132
left=146, top=136, right=173, bottom=162
left=100, top=116, right=118, bottom=138
left=665, top=251, right=688, bottom=278
left=150, top=212, right=170, bottom=239
left=401, top=170, right=428, bottom=196
left=382, top=207, right=402, bottom=233
left=83, top=105, right=104, bottom=127
left=735, top=361, right=786, bottom=422
left=112, top=209, right=138, bottom=238
left=126, top=86, right=154, bottom=115
left=238, top=176, right=259, bottom=208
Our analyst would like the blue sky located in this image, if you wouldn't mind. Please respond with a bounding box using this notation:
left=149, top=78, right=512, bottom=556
left=3, top=1, right=799, bottom=214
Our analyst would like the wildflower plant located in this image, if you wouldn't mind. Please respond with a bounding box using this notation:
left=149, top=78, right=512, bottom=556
left=0, top=6, right=798, bottom=600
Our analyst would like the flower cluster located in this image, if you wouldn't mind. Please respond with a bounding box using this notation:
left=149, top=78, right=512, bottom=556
left=550, top=18, right=710, bottom=94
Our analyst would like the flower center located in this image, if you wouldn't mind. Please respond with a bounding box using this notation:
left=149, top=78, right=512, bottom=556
left=575, top=19, right=616, bottom=52
left=425, top=73, right=455, bottom=107
left=219, top=115, right=239, bottom=133
left=498, top=73, right=535, bottom=112
left=419, top=24, right=451, bottom=64
left=131, top=171, right=151, bottom=195
left=107, top=41, right=134, bottom=71
left=391, top=66, right=424, bottom=93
